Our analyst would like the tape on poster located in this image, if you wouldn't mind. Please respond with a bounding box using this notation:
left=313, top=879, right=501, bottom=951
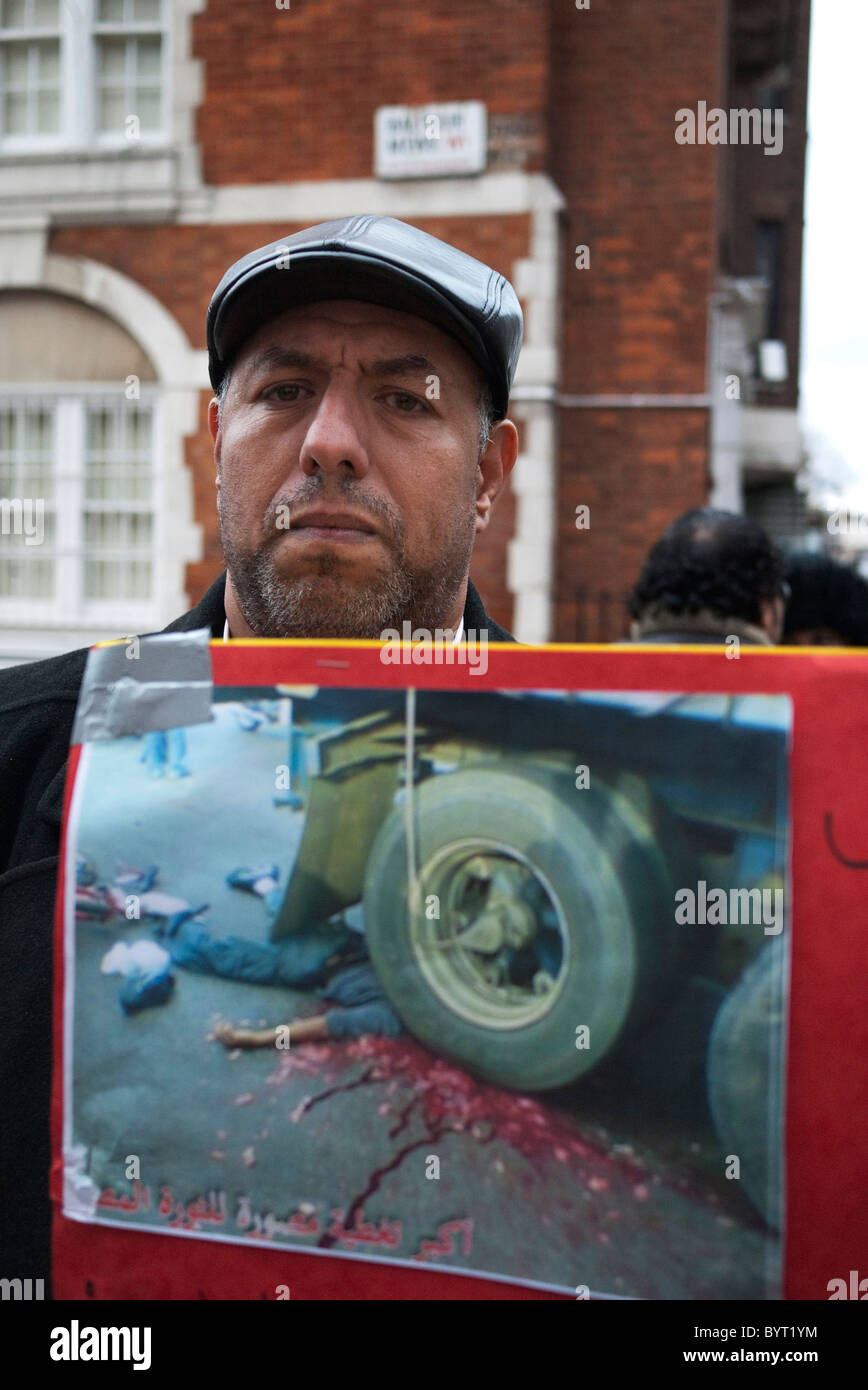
left=63, top=1142, right=100, bottom=1221
left=71, top=629, right=213, bottom=743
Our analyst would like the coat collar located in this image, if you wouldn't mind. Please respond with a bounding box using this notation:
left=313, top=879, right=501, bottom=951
left=631, top=607, right=773, bottom=646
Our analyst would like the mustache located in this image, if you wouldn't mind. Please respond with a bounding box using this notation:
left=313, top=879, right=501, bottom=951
left=262, top=483, right=403, bottom=546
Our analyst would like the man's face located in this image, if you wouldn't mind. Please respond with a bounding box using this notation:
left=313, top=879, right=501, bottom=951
left=208, top=298, right=517, bottom=638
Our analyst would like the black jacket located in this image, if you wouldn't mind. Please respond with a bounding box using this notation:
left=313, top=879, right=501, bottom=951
left=0, top=572, right=514, bottom=1283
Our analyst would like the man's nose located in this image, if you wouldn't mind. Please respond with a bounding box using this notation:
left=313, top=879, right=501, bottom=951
left=298, top=383, right=371, bottom=479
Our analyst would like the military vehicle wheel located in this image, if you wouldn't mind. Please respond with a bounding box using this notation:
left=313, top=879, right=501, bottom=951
left=362, top=766, right=674, bottom=1091
left=707, top=938, right=786, bottom=1230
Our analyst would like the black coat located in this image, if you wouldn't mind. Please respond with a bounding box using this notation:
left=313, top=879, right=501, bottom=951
left=0, top=572, right=514, bottom=1283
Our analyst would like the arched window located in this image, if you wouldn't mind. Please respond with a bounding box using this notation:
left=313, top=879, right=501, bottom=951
left=0, top=288, right=161, bottom=637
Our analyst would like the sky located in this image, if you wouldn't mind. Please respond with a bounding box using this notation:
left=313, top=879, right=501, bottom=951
left=799, top=0, right=868, bottom=508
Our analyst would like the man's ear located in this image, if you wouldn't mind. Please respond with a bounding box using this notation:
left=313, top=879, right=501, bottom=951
left=759, top=596, right=785, bottom=644
left=208, top=398, right=222, bottom=490
left=208, top=397, right=220, bottom=448
left=475, top=417, right=519, bottom=535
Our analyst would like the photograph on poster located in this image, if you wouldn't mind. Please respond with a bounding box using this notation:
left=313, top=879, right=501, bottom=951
left=64, top=684, right=791, bottom=1299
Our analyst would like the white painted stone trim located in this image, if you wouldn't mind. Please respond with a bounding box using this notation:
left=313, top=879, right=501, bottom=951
left=184, top=169, right=556, bottom=226
left=506, top=401, right=556, bottom=644
left=506, top=175, right=563, bottom=642
left=0, top=245, right=205, bottom=661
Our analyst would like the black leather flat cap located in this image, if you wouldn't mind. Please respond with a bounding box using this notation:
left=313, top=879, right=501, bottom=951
left=206, top=214, right=523, bottom=419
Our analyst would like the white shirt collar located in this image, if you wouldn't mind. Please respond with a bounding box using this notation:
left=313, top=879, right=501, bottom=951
left=223, top=615, right=465, bottom=644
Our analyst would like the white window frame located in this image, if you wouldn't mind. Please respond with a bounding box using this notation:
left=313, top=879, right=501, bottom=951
left=91, top=0, right=170, bottom=150
left=0, top=0, right=63, bottom=151
left=0, top=0, right=170, bottom=154
left=0, top=383, right=162, bottom=630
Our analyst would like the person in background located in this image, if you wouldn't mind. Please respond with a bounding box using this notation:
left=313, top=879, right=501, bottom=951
left=627, top=508, right=788, bottom=645
left=781, top=552, right=868, bottom=647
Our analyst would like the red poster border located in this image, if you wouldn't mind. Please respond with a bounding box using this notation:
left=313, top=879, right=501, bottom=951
left=51, top=643, right=868, bottom=1300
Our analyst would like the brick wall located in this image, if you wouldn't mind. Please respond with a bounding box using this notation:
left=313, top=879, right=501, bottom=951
left=548, top=0, right=725, bottom=640
left=191, top=0, right=551, bottom=185
left=557, top=408, right=710, bottom=642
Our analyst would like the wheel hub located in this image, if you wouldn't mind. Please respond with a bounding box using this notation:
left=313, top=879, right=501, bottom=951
left=410, top=841, right=570, bottom=1030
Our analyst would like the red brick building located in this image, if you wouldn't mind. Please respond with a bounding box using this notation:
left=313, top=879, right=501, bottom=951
left=0, top=0, right=810, bottom=661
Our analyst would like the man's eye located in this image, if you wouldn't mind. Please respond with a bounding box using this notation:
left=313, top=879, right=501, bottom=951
left=385, top=391, right=425, bottom=413
left=264, top=383, right=306, bottom=402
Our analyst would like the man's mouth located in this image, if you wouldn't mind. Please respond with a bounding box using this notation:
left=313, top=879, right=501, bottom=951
left=286, top=508, right=379, bottom=544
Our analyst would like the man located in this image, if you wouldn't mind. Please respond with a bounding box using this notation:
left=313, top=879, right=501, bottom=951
left=0, top=215, right=522, bottom=1283
left=781, top=552, right=868, bottom=648
left=627, top=508, right=788, bottom=645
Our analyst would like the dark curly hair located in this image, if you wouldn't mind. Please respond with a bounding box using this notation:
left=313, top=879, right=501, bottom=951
left=628, top=508, right=786, bottom=627
left=783, top=553, right=868, bottom=646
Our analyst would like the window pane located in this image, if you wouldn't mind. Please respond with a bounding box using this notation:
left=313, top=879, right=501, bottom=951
left=84, top=558, right=113, bottom=599
left=30, top=557, right=51, bottom=596
left=0, top=410, right=16, bottom=453
left=37, top=408, right=51, bottom=450
left=87, top=407, right=115, bottom=453
left=129, top=511, right=152, bottom=546
left=23, top=408, right=46, bottom=450
left=84, top=556, right=152, bottom=601
left=84, top=511, right=153, bottom=553
left=20, top=409, right=53, bottom=495
left=132, top=0, right=160, bottom=21
left=129, top=559, right=151, bottom=597
left=0, top=549, right=54, bottom=599
left=4, top=90, right=29, bottom=133
left=23, top=411, right=37, bottom=451
left=97, top=36, right=126, bottom=78
left=98, top=0, right=125, bottom=21
left=3, top=41, right=30, bottom=85
left=85, top=468, right=106, bottom=500
left=1, top=555, right=20, bottom=598
left=134, top=35, right=159, bottom=77
left=0, top=557, right=20, bottom=598
left=87, top=407, right=152, bottom=501
left=21, top=467, right=53, bottom=498
left=125, top=407, right=151, bottom=454
left=35, top=87, right=58, bottom=131
left=33, top=0, right=59, bottom=26
left=1, top=0, right=30, bottom=29
left=133, top=86, right=160, bottom=130
left=35, top=36, right=58, bottom=78
left=99, top=87, right=128, bottom=131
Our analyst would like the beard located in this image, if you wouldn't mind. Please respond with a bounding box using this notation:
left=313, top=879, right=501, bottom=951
left=218, top=477, right=478, bottom=639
